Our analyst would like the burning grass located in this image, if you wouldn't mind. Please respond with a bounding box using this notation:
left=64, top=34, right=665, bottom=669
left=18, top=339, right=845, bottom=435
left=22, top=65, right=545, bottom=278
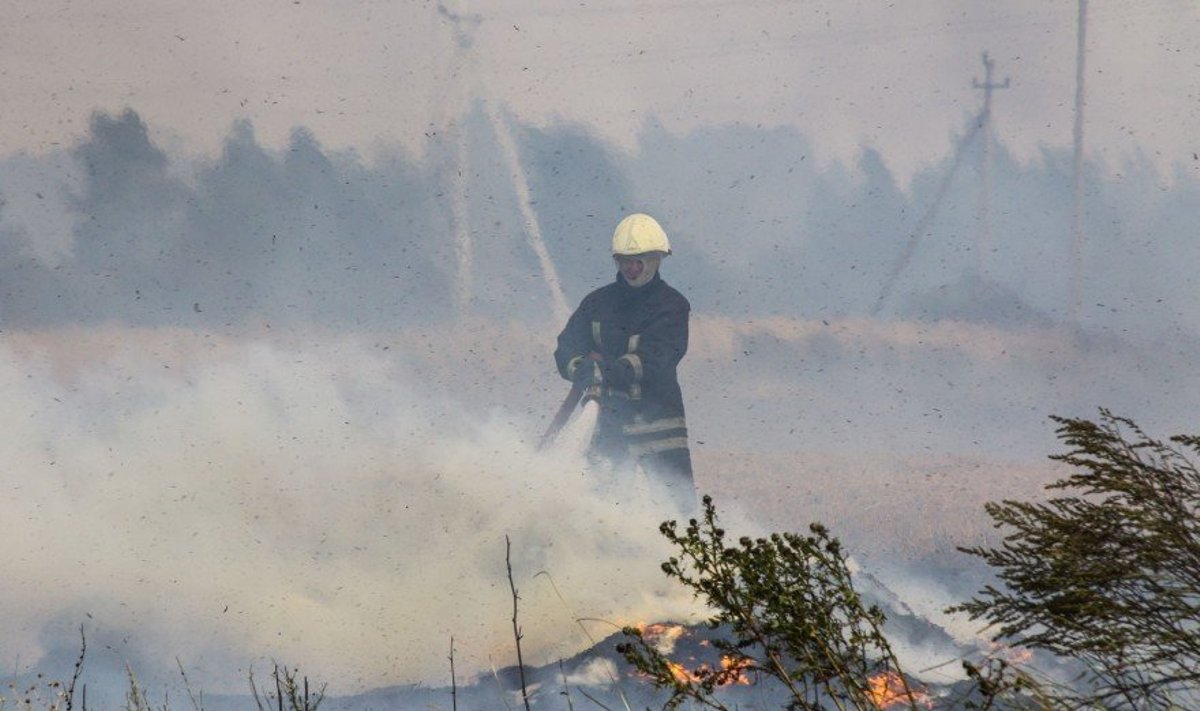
left=618, top=496, right=930, bottom=711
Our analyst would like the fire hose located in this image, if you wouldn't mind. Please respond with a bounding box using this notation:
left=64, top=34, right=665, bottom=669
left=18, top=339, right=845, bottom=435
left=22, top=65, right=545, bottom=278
left=536, top=380, right=587, bottom=450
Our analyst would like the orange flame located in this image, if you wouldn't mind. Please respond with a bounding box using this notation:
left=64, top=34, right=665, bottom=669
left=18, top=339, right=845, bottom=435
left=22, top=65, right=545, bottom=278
left=660, top=656, right=752, bottom=687
left=718, top=656, right=753, bottom=685
left=1006, top=648, right=1034, bottom=665
left=985, top=640, right=1034, bottom=666
left=866, top=671, right=930, bottom=709
left=665, top=660, right=695, bottom=684
left=643, top=622, right=687, bottom=637
left=640, top=623, right=688, bottom=654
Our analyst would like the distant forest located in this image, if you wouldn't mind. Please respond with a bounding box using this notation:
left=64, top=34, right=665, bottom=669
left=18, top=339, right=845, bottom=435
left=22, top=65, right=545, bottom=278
left=1, top=104, right=1195, bottom=338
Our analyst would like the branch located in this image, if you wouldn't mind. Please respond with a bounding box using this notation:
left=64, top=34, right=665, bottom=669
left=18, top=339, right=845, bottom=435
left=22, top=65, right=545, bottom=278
left=507, top=534, right=532, bottom=711
left=449, top=636, right=458, bottom=711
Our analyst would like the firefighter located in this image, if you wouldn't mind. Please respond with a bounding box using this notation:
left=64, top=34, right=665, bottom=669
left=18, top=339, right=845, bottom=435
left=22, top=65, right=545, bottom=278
left=554, top=213, right=695, bottom=511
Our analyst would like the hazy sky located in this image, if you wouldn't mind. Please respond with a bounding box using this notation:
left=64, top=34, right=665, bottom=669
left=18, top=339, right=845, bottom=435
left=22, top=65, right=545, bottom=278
left=3, top=0, right=1196, bottom=180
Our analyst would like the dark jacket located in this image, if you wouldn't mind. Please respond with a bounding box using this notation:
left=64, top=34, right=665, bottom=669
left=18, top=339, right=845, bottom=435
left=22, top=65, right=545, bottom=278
left=554, top=272, right=692, bottom=478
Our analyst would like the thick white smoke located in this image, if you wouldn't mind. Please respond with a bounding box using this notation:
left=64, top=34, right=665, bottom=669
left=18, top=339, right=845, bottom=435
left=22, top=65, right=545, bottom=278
left=0, top=327, right=703, bottom=694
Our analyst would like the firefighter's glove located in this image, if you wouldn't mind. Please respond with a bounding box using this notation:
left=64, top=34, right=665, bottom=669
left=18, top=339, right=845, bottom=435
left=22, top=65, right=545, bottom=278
left=604, top=358, right=635, bottom=389
left=571, top=358, right=603, bottom=385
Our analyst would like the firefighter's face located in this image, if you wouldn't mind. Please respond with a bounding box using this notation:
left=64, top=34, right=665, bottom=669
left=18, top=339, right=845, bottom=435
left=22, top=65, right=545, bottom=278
left=615, top=255, right=645, bottom=282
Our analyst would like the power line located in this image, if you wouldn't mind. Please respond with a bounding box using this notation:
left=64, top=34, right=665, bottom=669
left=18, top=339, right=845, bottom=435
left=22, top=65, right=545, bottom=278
left=871, top=108, right=986, bottom=316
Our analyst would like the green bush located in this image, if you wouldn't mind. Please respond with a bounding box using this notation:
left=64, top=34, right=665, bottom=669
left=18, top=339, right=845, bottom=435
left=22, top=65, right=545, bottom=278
left=617, top=495, right=923, bottom=711
left=952, top=411, right=1200, bottom=710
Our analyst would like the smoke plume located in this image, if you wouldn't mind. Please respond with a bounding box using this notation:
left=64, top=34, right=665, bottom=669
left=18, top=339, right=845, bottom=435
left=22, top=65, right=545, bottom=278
left=1, top=327, right=702, bottom=695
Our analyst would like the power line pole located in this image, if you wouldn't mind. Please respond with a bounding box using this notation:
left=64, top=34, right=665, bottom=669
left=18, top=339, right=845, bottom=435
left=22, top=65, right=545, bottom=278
left=436, top=2, right=481, bottom=319
left=1071, top=0, right=1089, bottom=320
left=972, top=52, right=1009, bottom=277
left=435, top=4, right=568, bottom=323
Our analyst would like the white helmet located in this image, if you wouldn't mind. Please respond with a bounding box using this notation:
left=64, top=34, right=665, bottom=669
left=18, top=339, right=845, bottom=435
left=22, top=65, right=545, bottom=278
left=612, top=213, right=671, bottom=256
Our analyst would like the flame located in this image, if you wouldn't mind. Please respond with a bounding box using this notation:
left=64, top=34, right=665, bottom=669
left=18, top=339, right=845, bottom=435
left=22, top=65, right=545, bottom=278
left=665, top=660, right=695, bottom=684
left=640, top=623, right=688, bottom=654
left=629, top=623, right=753, bottom=688
left=659, top=656, right=752, bottom=687
left=1005, top=648, right=1034, bottom=665
left=985, top=640, right=1034, bottom=666
left=866, top=671, right=930, bottom=709
left=718, top=656, right=753, bottom=685
left=643, top=622, right=687, bottom=637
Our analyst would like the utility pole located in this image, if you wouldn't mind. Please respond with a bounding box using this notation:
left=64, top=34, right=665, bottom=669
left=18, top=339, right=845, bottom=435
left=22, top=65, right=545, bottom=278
left=436, top=2, right=481, bottom=319
left=1071, top=0, right=1089, bottom=320
left=435, top=4, right=568, bottom=323
left=972, top=52, right=1009, bottom=276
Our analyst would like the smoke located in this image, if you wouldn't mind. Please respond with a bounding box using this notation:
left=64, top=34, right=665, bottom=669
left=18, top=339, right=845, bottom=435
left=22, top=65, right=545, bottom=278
left=0, top=327, right=703, bottom=695
left=3, top=104, right=1199, bottom=704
